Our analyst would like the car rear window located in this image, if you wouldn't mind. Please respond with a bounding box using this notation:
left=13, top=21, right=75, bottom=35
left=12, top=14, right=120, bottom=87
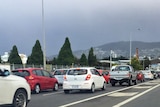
left=67, top=69, right=87, bottom=75
left=54, top=70, right=67, bottom=75
left=115, top=66, right=130, bottom=71
left=12, top=70, right=30, bottom=77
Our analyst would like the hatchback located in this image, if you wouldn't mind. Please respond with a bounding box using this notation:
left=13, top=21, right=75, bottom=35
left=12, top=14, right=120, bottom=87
left=63, top=67, right=106, bottom=94
left=141, top=70, right=154, bottom=80
left=12, top=68, right=59, bottom=94
left=0, top=68, right=31, bottom=107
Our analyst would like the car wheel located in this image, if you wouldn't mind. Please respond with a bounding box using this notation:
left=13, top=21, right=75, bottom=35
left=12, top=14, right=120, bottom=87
left=90, top=84, right=95, bottom=93
left=111, top=82, right=115, bottom=86
left=34, top=84, right=40, bottom=94
left=53, top=83, right=59, bottom=91
left=64, top=90, right=70, bottom=94
left=134, top=79, right=137, bottom=85
left=128, top=79, right=132, bottom=86
left=102, top=82, right=106, bottom=90
left=13, top=90, right=27, bottom=107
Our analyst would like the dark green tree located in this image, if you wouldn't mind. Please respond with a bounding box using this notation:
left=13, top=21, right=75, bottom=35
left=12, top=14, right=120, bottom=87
left=8, top=45, right=22, bottom=64
left=88, top=47, right=97, bottom=66
left=131, top=57, right=142, bottom=70
left=27, top=40, right=43, bottom=65
left=80, top=53, right=88, bottom=66
left=57, top=37, right=74, bottom=65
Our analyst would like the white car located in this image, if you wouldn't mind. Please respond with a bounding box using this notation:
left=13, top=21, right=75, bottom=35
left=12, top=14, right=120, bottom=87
left=0, top=68, right=31, bottom=107
left=63, top=67, right=106, bottom=93
left=53, top=69, right=68, bottom=85
left=141, top=70, right=154, bottom=80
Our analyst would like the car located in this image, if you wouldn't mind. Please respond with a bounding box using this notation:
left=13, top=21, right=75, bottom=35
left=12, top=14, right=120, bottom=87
left=97, top=69, right=110, bottom=84
left=136, top=71, right=145, bottom=82
left=151, top=70, right=158, bottom=79
left=63, top=67, right=106, bottom=94
left=12, top=68, right=59, bottom=94
left=141, top=70, right=154, bottom=80
left=0, top=68, right=31, bottom=107
left=52, top=69, right=68, bottom=85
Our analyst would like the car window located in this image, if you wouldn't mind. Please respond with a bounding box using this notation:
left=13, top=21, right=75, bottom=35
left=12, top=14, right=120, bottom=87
left=91, top=69, right=101, bottom=76
left=34, top=70, right=43, bottom=76
left=68, top=69, right=87, bottom=75
left=115, top=66, right=130, bottom=71
left=54, top=70, right=61, bottom=75
left=43, top=70, right=51, bottom=77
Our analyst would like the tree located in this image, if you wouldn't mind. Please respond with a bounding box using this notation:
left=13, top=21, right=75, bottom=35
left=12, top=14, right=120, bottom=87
left=80, top=53, right=88, bottom=66
left=27, top=40, right=43, bottom=65
left=57, top=37, right=74, bottom=65
left=131, top=57, right=142, bottom=70
left=8, top=45, right=22, bottom=64
left=88, top=47, right=97, bottom=66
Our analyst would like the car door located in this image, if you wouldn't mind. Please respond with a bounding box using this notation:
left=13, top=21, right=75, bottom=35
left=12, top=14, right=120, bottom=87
left=42, top=70, right=54, bottom=89
left=91, top=69, right=103, bottom=88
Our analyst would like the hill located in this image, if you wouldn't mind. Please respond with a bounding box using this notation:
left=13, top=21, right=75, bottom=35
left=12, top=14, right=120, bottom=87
left=73, top=41, right=160, bottom=59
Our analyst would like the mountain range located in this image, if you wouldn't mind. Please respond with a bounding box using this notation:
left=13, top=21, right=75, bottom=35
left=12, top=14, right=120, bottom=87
left=73, top=41, right=160, bottom=59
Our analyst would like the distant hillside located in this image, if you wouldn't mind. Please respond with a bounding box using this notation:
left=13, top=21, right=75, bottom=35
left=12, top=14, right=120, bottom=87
left=73, top=41, right=160, bottom=59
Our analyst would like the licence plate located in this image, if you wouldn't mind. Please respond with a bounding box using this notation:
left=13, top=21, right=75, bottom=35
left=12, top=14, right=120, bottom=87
left=72, top=85, right=79, bottom=89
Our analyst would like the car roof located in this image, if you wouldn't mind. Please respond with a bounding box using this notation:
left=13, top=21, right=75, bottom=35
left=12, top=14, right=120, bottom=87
left=12, top=68, right=43, bottom=71
left=69, top=67, right=96, bottom=70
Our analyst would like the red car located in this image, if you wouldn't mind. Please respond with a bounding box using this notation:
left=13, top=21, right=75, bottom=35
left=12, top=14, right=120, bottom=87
left=97, top=69, right=110, bottom=84
left=136, top=71, right=145, bottom=82
left=12, top=68, right=59, bottom=94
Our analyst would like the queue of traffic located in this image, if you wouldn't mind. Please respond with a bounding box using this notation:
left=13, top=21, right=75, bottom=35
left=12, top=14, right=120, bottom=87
left=0, top=65, right=159, bottom=107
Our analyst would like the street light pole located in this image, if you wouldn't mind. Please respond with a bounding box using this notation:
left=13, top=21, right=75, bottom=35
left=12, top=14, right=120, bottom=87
left=129, top=33, right=132, bottom=65
left=42, top=0, right=46, bottom=70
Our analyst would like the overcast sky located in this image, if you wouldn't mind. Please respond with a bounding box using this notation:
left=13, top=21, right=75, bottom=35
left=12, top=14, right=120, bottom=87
left=0, top=0, right=160, bottom=56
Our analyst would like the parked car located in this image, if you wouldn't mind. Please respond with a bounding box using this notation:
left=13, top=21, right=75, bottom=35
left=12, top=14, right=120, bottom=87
left=52, top=69, right=68, bottom=85
left=97, top=69, right=110, bottom=84
left=12, top=68, right=59, bottom=94
left=136, top=71, right=145, bottom=82
left=63, top=67, right=106, bottom=93
left=141, top=70, right=154, bottom=80
left=0, top=68, right=31, bottom=107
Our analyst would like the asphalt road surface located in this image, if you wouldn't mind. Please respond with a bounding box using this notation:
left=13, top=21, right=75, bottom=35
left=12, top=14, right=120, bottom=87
left=27, top=79, right=160, bottom=107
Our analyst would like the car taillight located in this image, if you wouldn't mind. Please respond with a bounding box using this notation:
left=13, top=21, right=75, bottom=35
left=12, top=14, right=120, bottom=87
left=85, top=74, right=91, bottom=80
left=29, top=76, right=34, bottom=80
left=64, top=75, right=67, bottom=81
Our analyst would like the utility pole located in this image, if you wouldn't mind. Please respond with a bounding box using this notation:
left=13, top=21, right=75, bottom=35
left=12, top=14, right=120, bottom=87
left=42, top=0, right=46, bottom=69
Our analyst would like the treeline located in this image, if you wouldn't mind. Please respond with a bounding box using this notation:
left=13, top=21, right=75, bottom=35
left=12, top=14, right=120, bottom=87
left=0, top=37, right=151, bottom=70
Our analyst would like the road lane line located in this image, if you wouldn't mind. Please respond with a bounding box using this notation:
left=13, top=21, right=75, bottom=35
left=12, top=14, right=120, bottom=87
left=59, top=80, right=160, bottom=107
left=113, top=83, right=160, bottom=107
left=43, top=91, right=63, bottom=96
left=59, top=84, right=142, bottom=107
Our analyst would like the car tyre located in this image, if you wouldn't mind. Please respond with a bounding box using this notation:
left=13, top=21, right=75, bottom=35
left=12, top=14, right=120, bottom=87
left=128, top=79, right=132, bottom=86
left=34, top=84, right=40, bottom=94
left=13, top=90, right=27, bottom=107
left=90, top=84, right=95, bottom=93
left=53, top=83, right=59, bottom=91
left=64, top=90, right=70, bottom=94
left=102, top=82, right=106, bottom=90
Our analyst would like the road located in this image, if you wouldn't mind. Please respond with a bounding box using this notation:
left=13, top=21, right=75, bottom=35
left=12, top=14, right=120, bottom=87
left=28, top=79, right=160, bottom=107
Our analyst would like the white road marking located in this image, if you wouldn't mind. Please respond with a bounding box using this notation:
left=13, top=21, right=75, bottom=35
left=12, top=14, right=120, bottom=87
left=133, top=86, right=152, bottom=89
left=113, top=83, right=160, bottom=107
left=59, top=79, right=160, bottom=107
left=59, top=84, right=142, bottom=107
left=108, top=92, right=138, bottom=97
left=43, top=91, right=63, bottom=96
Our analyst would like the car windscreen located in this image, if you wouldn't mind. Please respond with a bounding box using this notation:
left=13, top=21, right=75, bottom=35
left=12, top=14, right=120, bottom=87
left=67, top=69, right=87, bottom=75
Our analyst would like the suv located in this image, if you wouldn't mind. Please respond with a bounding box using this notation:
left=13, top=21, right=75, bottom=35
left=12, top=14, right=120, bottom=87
left=12, top=68, right=59, bottom=94
left=0, top=68, right=31, bottom=107
left=63, top=67, right=106, bottom=93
